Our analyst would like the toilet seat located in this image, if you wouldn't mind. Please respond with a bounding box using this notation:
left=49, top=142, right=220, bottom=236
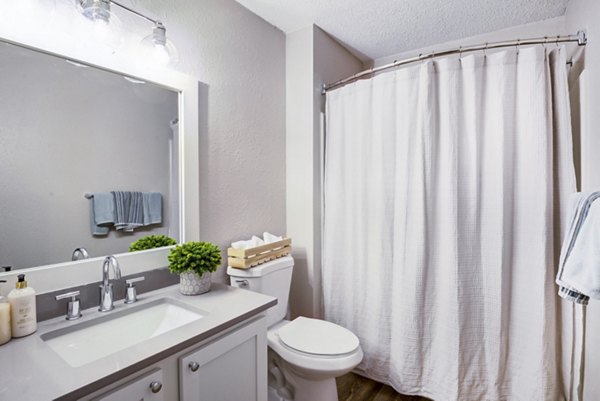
left=278, top=317, right=359, bottom=356
left=267, top=320, right=364, bottom=379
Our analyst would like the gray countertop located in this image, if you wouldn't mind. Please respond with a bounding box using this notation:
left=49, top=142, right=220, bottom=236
left=0, top=283, right=276, bottom=401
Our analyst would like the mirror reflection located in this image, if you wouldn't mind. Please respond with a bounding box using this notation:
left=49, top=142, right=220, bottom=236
left=0, top=41, right=180, bottom=270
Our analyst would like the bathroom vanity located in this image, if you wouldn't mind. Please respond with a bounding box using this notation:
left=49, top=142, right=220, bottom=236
left=0, top=284, right=275, bottom=401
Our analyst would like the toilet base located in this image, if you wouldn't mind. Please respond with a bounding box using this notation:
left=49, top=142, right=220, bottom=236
left=289, top=374, right=338, bottom=401
left=268, top=374, right=338, bottom=401
left=268, top=351, right=339, bottom=401
left=268, top=386, right=286, bottom=401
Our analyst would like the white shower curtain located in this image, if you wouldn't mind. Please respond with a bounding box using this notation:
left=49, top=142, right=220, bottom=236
left=323, top=47, right=577, bottom=401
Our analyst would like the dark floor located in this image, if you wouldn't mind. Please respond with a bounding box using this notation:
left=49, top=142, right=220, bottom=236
left=336, top=373, right=432, bottom=401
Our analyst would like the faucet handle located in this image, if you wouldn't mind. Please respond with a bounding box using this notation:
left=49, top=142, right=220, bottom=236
left=124, top=276, right=145, bottom=304
left=55, top=291, right=82, bottom=321
left=126, top=276, right=145, bottom=286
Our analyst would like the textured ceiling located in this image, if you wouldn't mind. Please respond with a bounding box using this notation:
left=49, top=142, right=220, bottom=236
left=234, top=0, right=569, bottom=61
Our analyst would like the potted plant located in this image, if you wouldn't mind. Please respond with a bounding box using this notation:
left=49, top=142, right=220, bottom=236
left=168, top=241, right=222, bottom=295
left=129, top=235, right=177, bottom=252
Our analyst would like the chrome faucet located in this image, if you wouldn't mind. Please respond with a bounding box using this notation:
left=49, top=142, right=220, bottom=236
left=72, top=247, right=89, bottom=261
left=99, top=255, right=121, bottom=312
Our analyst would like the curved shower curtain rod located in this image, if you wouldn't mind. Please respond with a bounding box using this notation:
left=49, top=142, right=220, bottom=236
left=322, top=30, right=588, bottom=94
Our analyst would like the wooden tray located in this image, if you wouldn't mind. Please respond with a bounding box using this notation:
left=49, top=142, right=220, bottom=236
left=227, top=238, right=292, bottom=269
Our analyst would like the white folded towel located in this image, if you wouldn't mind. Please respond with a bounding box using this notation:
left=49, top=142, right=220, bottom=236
left=231, top=240, right=248, bottom=250
left=250, top=235, right=265, bottom=247
left=231, top=233, right=284, bottom=249
left=263, top=232, right=283, bottom=244
left=556, top=191, right=600, bottom=304
left=231, top=236, right=265, bottom=250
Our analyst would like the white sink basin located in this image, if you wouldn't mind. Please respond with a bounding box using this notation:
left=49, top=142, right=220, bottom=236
left=41, top=298, right=206, bottom=367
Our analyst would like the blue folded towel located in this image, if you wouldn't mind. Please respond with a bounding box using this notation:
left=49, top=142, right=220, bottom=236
left=143, top=192, right=162, bottom=226
left=112, top=191, right=144, bottom=232
left=90, top=193, right=114, bottom=236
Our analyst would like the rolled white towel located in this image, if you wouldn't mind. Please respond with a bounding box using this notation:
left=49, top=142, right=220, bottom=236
left=231, top=240, right=249, bottom=250
left=250, top=235, right=265, bottom=247
left=263, top=232, right=283, bottom=244
left=231, top=235, right=265, bottom=250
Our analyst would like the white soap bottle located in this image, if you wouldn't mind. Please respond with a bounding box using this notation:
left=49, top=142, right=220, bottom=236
left=8, top=274, right=37, bottom=337
left=0, top=280, right=10, bottom=345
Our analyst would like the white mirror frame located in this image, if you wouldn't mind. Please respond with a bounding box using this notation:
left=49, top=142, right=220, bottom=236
left=0, top=27, right=200, bottom=293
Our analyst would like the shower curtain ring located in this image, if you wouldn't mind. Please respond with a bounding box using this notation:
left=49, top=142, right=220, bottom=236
left=459, top=46, right=463, bottom=60
left=556, top=35, right=561, bottom=48
left=516, top=39, right=521, bottom=55
left=483, top=42, right=488, bottom=57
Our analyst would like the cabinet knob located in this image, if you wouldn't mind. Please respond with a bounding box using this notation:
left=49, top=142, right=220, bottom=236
left=149, top=380, right=162, bottom=393
left=189, top=361, right=200, bottom=372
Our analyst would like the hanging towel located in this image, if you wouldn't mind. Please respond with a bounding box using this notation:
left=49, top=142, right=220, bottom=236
left=112, top=191, right=144, bottom=232
left=556, top=191, right=600, bottom=304
left=89, top=193, right=114, bottom=236
left=142, top=192, right=162, bottom=226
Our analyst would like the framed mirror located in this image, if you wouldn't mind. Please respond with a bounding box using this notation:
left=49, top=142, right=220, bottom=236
left=0, top=29, right=199, bottom=290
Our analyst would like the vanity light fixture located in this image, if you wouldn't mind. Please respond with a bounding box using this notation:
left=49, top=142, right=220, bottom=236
left=76, top=0, right=179, bottom=65
left=79, top=0, right=111, bottom=24
left=77, top=0, right=123, bottom=52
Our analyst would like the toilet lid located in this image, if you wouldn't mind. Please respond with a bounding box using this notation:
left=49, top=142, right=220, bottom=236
left=278, top=317, right=360, bottom=356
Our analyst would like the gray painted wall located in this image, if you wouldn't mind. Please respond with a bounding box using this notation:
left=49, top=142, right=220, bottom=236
left=286, top=25, right=364, bottom=319
left=0, top=42, right=178, bottom=269
left=125, top=0, right=287, bottom=283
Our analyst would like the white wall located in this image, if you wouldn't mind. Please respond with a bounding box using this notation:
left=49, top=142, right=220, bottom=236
left=286, top=25, right=363, bottom=318
left=0, top=42, right=177, bottom=269
left=564, top=2, right=600, bottom=399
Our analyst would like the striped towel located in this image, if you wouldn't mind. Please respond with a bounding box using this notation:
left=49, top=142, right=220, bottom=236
left=556, top=191, right=600, bottom=305
left=112, top=191, right=144, bottom=232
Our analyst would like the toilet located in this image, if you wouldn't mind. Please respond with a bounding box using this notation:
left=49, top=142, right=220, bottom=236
left=228, top=256, right=363, bottom=401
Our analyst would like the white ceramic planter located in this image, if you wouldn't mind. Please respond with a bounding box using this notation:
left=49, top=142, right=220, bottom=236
left=179, top=271, right=211, bottom=295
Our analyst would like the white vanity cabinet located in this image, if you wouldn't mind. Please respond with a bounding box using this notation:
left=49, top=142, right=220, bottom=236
left=84, top=315, right=267, bottom=401
left=180, top=316, right=268, bottom=401
left=94, top=370, right=165, bottom=401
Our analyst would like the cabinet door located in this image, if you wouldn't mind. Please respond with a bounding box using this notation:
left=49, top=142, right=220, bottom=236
left=180, top=316, right=267, bottom=401
left=94, top=369, right=164, bottom=401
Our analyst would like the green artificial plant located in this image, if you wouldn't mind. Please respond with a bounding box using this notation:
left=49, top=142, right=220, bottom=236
left=129, top=235, right=177, bottom=252
left=168, top=241, right=222, bottom=275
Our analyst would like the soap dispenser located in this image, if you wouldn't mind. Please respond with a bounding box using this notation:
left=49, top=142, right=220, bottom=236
left=0, top=280, right=10, bottom=345
left=8, top=274, right=37, bottom=337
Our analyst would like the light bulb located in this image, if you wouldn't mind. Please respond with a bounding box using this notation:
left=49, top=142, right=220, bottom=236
left=140, top=22, right=179, bottom=67
left=92, top=18, right=110, bottom=42
left=15, top=0, right=35, bottom=12
left=152, top=43, right=171, bottom=66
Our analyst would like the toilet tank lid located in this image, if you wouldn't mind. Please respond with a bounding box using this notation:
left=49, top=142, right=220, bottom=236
left=227, top=256, right=294, bottom=277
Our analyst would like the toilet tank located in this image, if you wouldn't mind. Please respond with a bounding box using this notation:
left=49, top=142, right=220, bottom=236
left=227, top=256, right=294, bottom=327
